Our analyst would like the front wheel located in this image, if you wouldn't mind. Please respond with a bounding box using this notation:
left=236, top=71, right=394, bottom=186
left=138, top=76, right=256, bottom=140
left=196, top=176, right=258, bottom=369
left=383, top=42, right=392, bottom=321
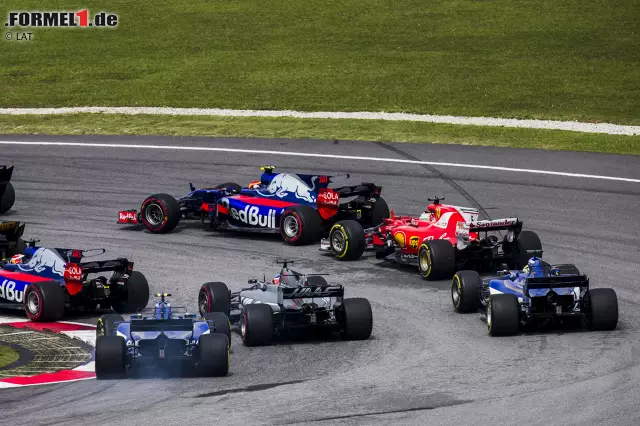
left=328, top=220, right=366, bottom=261
left=140, top=193, right=181, bottom=233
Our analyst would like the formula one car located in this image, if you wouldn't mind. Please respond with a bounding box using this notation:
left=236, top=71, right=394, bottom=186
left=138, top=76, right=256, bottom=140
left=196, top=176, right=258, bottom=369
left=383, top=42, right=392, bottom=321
left=118, top=166, right=389, bottom=245
left=451, top=254, right=618, bottom=336
left=321, top=197, right=542, bottom=280
left=0, top=165, right=15, bottom=214
left=198, top=259, right=373, bottom=346
left=0, top=221, right=149, bottom=321
left=95, top=293, right=230, bottom=379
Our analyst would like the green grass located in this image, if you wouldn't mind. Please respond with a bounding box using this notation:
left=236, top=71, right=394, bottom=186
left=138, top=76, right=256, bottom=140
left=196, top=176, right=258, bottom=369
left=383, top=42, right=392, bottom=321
left=0, top=344, right=19, bottom=369
left=2, top=114, right=639, bottom=155
left=2, top=0, right=639, bottom=124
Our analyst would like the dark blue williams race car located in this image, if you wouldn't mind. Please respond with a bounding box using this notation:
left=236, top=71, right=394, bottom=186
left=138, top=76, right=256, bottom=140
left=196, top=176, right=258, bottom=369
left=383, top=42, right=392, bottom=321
left=0, top=165, right=15, bottom=214
left=95, top=293, right=230, bottom=379
left=450, top=253, right=618, bottom=336
left=0, top=221, right=149, bottom=321
left=198, top=259, right=373, bottom=346
left=118, top=166, right=389, bottom=245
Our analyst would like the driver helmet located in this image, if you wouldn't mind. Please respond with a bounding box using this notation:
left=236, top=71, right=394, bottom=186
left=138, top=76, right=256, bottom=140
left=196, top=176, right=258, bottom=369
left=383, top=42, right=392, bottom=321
left=9, top=254, right=24, bottom=264
left=273, top=274, right=281, bottom=285
left=153, top=302, right=172, bottom=319
left=248, top=180, right=261, bottom=190
left=524, top=257, right=545, bottom=277
left=419, top=205, right=435, bottom=221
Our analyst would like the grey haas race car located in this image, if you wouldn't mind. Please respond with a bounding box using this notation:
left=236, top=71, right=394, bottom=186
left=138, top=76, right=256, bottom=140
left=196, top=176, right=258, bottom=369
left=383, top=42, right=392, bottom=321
left=198, top=259, right=373, bottom=346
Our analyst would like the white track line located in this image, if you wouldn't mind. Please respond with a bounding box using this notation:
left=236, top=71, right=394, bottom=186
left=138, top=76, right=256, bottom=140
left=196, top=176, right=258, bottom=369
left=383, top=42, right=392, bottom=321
left=1, top=140, right=639, bottom=183
left=0, top=107, right=639, bottom=136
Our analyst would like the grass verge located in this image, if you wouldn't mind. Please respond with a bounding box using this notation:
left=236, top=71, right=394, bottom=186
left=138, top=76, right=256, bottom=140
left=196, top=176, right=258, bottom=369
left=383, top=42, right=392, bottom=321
left=2, top=0, right=639, bottom=124
left=1, top=114, right=639, bottom=155
left=0, top=344, right=19, bottom=369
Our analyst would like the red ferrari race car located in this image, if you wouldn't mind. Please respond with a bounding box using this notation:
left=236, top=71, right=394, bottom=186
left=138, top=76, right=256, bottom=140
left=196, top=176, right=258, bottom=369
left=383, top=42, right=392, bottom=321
left=320, top=197, right=542, bottom=280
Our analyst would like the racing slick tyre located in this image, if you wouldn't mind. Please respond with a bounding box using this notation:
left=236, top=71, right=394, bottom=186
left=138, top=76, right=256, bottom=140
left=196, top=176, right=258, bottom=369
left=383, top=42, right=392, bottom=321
left=0, top=182, right=15, bottom=214
left=487, top=294, right=520, bottom=336
left=215, top=182, right=242, bottom=194
left=242, top=304, right=274, bottom=346
left=339, top=298, right=373, bottom=340
left=515, top=230, right=542, bottom=269
left=205, top=312, right=231, bottom=350
left=23, top=281, right=65, bottom=322
left=199, top=282, right=231, bottom=317
left=111, top=271, right=150, bottom=314
left=96, top=314, right=125, bottom=339
left=140, top=193, right=181, bottom=234
left=452, top=271, right=481, bottom=313
left=328, top=220, right=366, bottom=261
left=417, top=240, right=456, bottom=280
left=95, top=336, right=126, bottom=379
left=198, top=333, right=229, bottom=377
left=369, top=197, right=390, bottom=226
left=306, top=275, right=329, bottom=286
left=584, top=288, right=618, bottom=331
left=280, top=205, right=324, bottom=246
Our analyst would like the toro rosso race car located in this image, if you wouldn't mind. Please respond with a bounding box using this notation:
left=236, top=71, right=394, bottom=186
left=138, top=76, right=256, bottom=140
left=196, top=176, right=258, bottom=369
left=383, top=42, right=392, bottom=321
left=0, top=165, right=15, bottom=214
left=118, top=166, right=389, bottom=245
left=321, top=197, right=542, bottom=280
left=198, top=259, right=373, bottom=346
left=451, top=254, right=618, bottom=336
left=95, top=293, right=230, bottom=379
left=0, top=221, right=149, bottom=321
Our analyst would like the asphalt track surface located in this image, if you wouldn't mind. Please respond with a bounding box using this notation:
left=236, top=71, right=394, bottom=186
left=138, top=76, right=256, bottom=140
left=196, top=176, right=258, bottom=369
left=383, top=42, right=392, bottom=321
left=1, top=135, right=639, bottom=425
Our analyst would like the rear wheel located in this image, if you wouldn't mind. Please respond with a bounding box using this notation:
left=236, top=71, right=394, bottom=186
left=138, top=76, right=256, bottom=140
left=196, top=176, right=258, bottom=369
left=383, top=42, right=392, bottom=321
left=328, top=220, right=366, bottom=260
left=23, top=281, right=65, bottom=322
left=205, top=312, right=231, bottom=350
left=112, top=271, right=149, bottom=314
left=417, top=240, right=456, bottom=280
left=95, top=336, right=126, bottom=379
left=280, top=205, right=324, bottom=245
left=96, top=314, right=124, bottom=339
left=452, top=271, right=481, bottom=313
left=515, top=231, right=542, bottom=268
left=339, top=298, right=373, bottom=340
left=584, top=288, right=618, bottom=331
left=198, top=333, right=229, bottom=377
left=199, top=282, right=231, bottom=317
left=369, top=197, right=390, bottom=226
left=487, top=294, right=520, bottom=336
left=0, top=182, right=15, bottom=214
left=140, top=193, right=181, bottom=233
left=241, top=304, right=274, bottom=346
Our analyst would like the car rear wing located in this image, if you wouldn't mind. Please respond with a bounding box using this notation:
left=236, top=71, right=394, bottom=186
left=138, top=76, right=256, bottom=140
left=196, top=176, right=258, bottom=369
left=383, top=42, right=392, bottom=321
left=524, top=275, right=589, bottom=295
left=0, top=221, right=24, bottom=242
left=331, top=183, right=382, bottom=199
left=278, top=285, right=344, bottom=303
left=130, top=319, right=194, bottom=333
left=0, top=165, right=13, bottom=196
left=470, top=217, right=522, bottom=233
left=79, top=258, right=132, bottom=274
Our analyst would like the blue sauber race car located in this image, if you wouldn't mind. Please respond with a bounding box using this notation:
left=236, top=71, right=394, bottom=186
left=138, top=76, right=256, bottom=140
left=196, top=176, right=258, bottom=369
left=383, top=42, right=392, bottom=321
left=0, top=165, right=15, bottom=214
left=451, top=253, right=618, bottom=336
left=95, top=293, right=230, bottom=379
left=118, top=166, right=389, bottom=245
left=0, top=221, right=149, bottom=321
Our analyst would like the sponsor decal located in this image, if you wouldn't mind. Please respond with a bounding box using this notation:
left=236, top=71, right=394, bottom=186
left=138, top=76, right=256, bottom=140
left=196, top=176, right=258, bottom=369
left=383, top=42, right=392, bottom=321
left=64, top=263, right=82, bottom=281
left=230, top=205, right=280, bottom=228
left=394, top=231, right=406, bottom=247
left=409, top=236, right=420, bottom=249
left=259, top=173, right=317, bottom=203
left=0, top=222, right=18, bottom=232
left=435, top=206, right=442, bottom=220
left=456, top=222, right=470, bottom=236
left=17, top=248, right=65, bottom=276
left=474, top=218, right=518, bottom=228
left=317, top=188, right=338, bottom=206
left=118, top=211, right=136, bottom=222
left=0, top=279, right=24, bottom=302
left=401, top=253, right=417, bottom=260
left=288, top=286, right=341, bottom=298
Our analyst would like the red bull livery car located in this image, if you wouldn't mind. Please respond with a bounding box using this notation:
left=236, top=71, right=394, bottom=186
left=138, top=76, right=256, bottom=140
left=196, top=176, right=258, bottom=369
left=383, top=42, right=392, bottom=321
left=118, top=166, right=389, bottom=245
